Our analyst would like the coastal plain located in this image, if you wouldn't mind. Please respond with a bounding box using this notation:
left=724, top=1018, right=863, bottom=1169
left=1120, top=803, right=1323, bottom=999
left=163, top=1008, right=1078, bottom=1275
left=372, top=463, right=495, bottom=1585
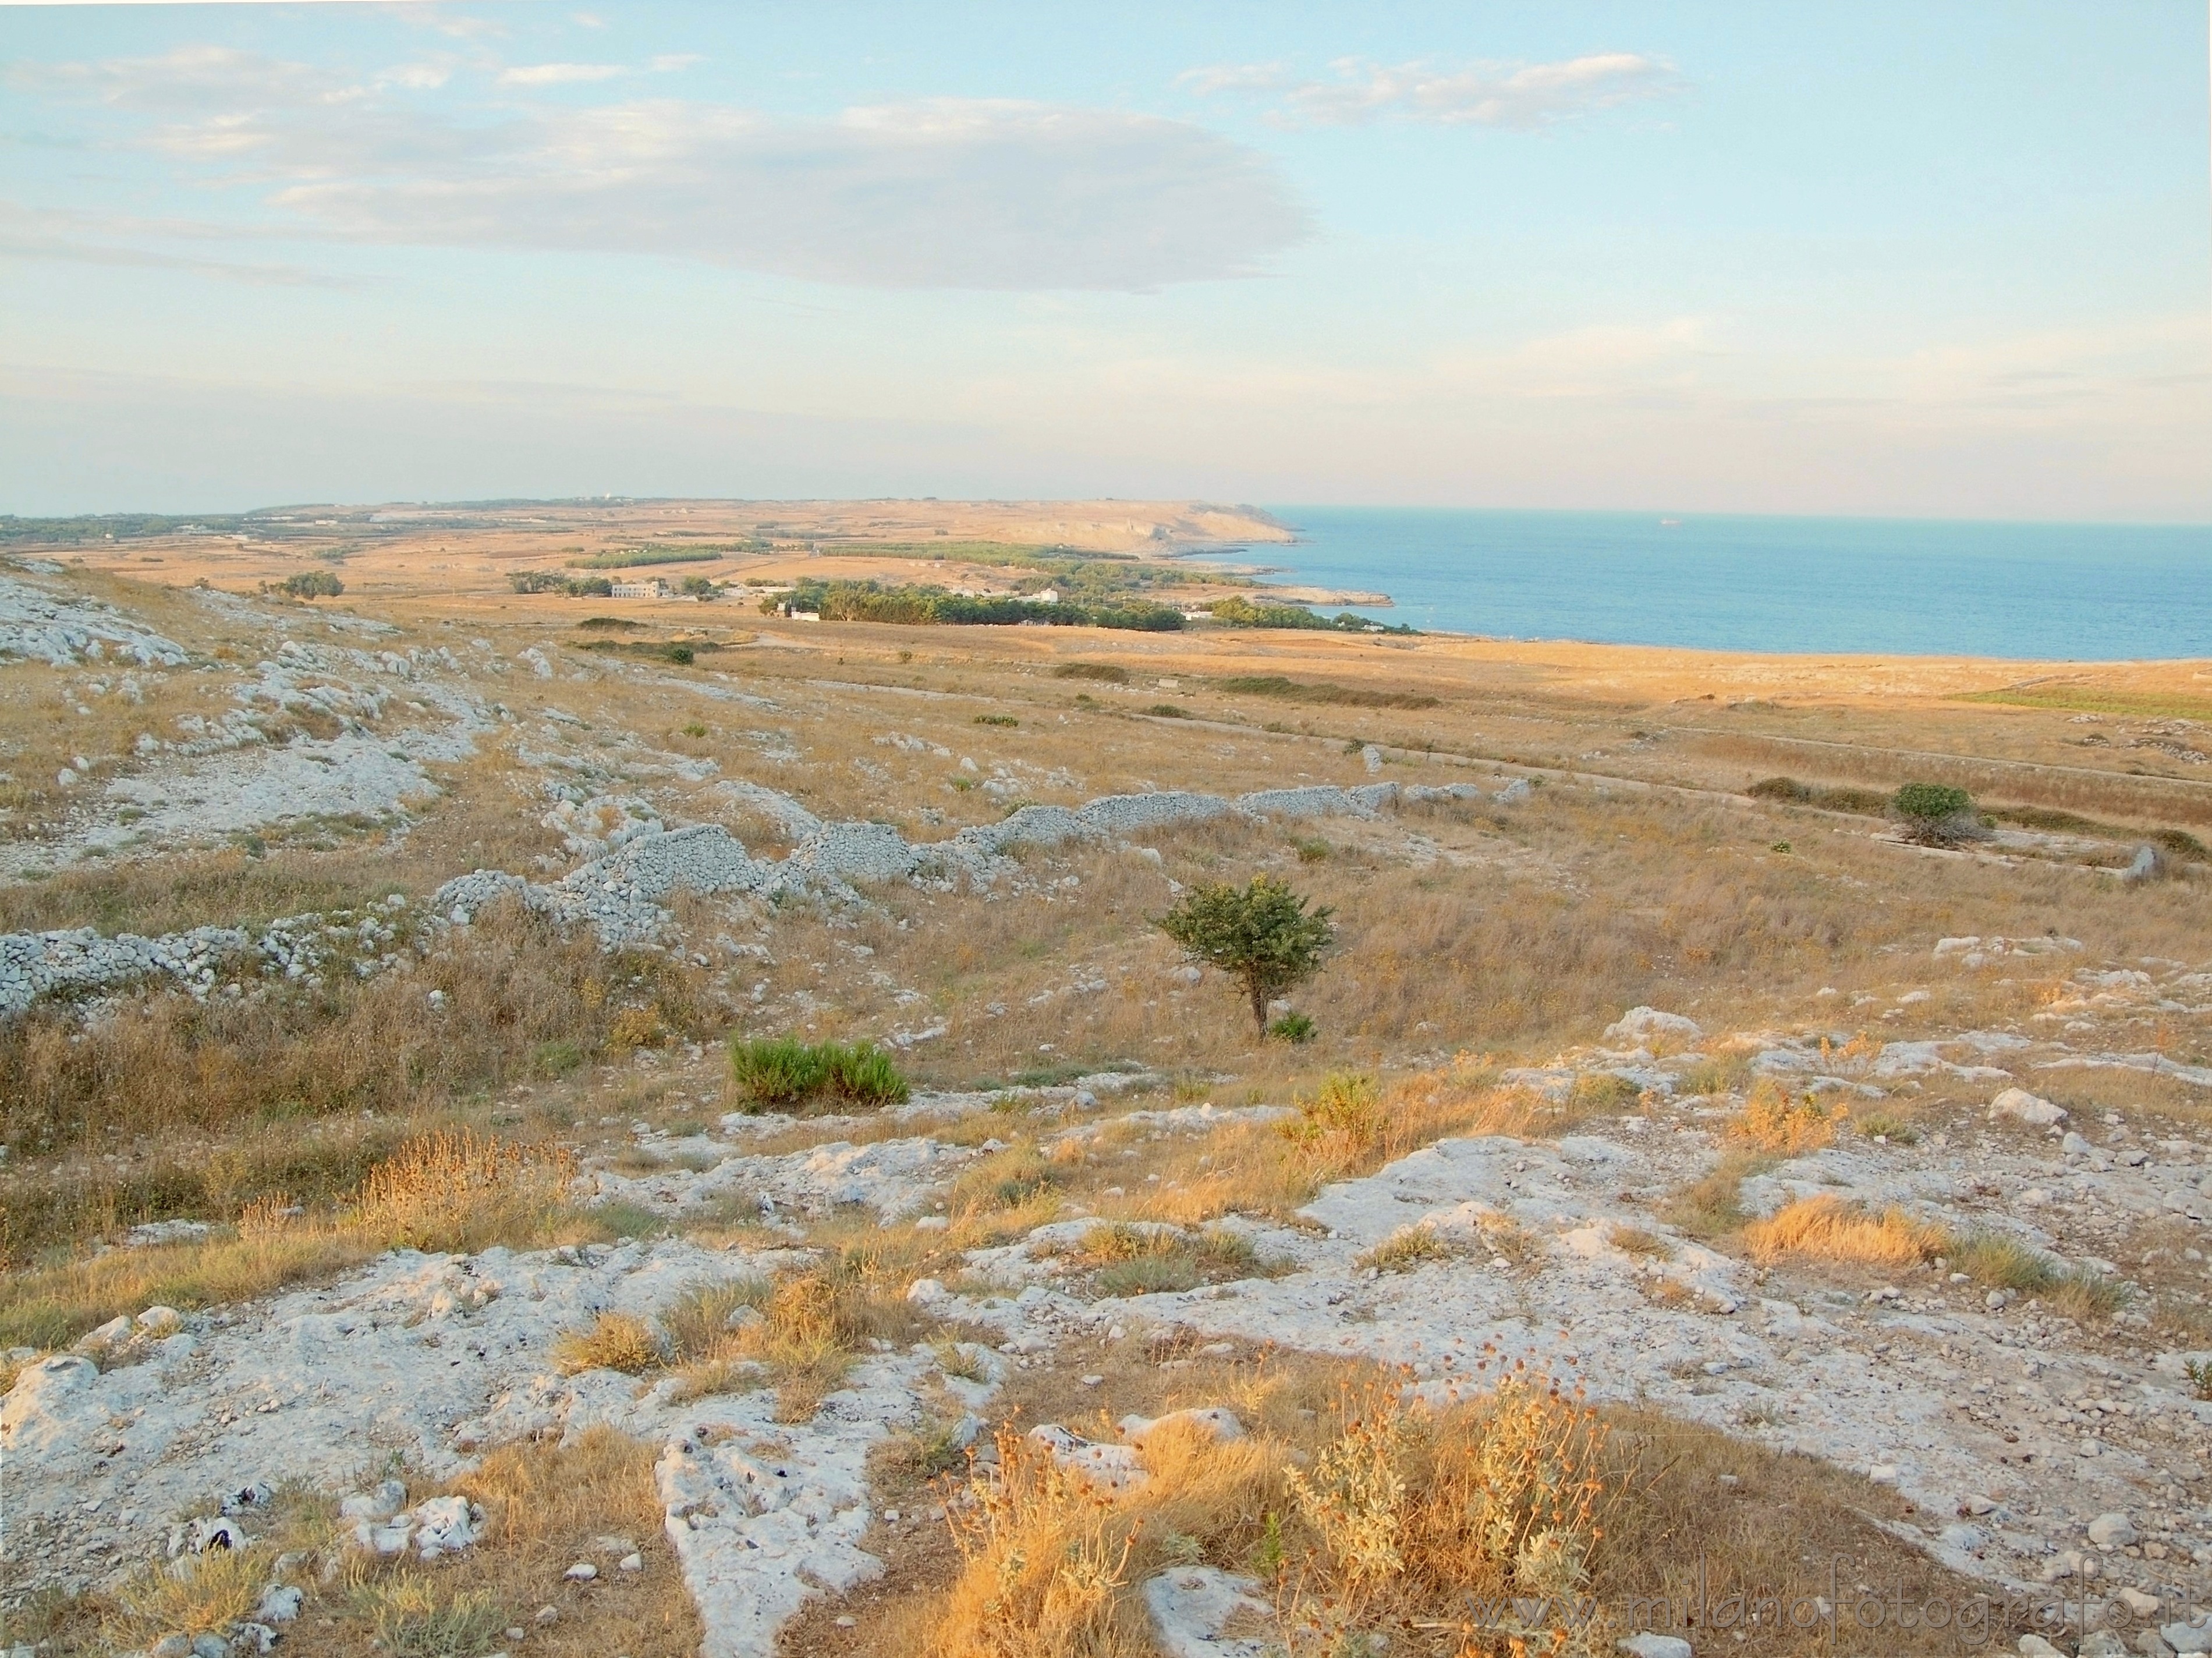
left=5, top=498, right=2212, bottom=1657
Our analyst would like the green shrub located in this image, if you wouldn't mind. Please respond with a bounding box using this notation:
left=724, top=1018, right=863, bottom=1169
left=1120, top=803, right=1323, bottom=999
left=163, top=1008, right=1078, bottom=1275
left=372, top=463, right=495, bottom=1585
left=1204, top=597, right=1413, bottom=635
left=1053, top=662, right=1129, bottom=683
left=563, top=545, right=721, bottom=570
left=821, top=1040, right=910, bottom=1106
left=531, top=1039, right=586, bottom=1078
left=974, top=714, right=1019, bottom=728
left=1894, top=782, right=1977, bottom=844
left=1148, top=704, right=1190, bottom=718
left=726, top=1036, right=908, bottom=1110
left=1747, top=776, right=1810, bottom=802
left=728, top=1036, right=830, bottom=1107
left=1158, top=875, right=1337, bottom=1034
left=1214, top=673, right=1438, bottom=709
left=759, top=579, right=1184, bottom=632
left=277, top=571, right=343, bottom=600
left=1267, top=1012, right=1317, bottom=1044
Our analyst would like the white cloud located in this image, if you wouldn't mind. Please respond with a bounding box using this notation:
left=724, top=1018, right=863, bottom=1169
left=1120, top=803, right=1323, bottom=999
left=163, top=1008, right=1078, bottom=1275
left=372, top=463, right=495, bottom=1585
left=0, top=201, right=359, bottom=287
left=17, top=47, right=1310, bottom=291
left=497, top=62, right=629, bottom=86
left=378, top=62, right=454, bottom=91
left=1192, top=52, right=1683, bottom=130
left=1176, top=62, right=1290, bottom=96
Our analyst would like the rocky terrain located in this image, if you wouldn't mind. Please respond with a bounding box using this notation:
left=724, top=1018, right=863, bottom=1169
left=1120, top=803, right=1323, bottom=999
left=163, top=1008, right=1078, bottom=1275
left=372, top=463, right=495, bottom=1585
left=5, top=552, right=2212, bottom=1657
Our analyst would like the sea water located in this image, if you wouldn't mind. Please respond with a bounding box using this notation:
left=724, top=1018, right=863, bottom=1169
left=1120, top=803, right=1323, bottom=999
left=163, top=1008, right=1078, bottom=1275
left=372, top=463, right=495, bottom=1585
left=1233, top=508, right=2211, bottom=660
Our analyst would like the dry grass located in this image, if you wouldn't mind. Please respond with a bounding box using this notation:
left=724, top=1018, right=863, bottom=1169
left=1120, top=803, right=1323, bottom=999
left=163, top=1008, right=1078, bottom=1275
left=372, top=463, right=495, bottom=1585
left=1661, top=1152, right=1772, bottom=1241
left=802, top=1339, right=2029, bottom=1658
left=0, top=1128, right=587, bottom=1349
left=81, top=1427, right=700, bottom=1658
left=553, top=1310, right=663, bottom=1375
left=0, top=903, right=715, bottom=1244
left=1728, top=1078, right=1840, bottom=1154
left=102, top=1545, right=267, bottom=1648
left=353, top=1129, right=580, bottom=1254
left=1355, top=1224, right=1458, bottom=1274
left=905, top=1367, right=1610, bottom=1658
left=1608, top=1224, right=1673, bottom=1259
left=1742, top=1196, right=1946, bottom=1269
left=1057, top=1220, right=1273, bottom=1297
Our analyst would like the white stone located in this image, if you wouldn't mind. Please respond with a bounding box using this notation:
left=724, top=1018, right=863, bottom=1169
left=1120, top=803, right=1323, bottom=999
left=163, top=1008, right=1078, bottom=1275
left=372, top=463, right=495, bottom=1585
left=2089, top=1512, right=2139, bottom=1547
left=1991, top=1087, right=2068, bottom=1126
left=1618, top=1636, right=1694, bottom=1658
left=256, top=1585, right=303, bottom=1624
left=413, top=1495, right=475, bottom=1554
left=1605, top=1007, right=1702, bottom=1044
left=1143, top=1566, right=1277, bottom=1657
left=1029, top=1424, right=1147, bottom=1491
left=339, top=1480, right=408, bottom=1523
left=2163, top=1618, right=2212, bottom=1655
left=1119, top=1407, right=1244, bottom=1446
left=564, top=1560, right=598, bottom=1581
left=78, top=1315, right=134, bottom=1352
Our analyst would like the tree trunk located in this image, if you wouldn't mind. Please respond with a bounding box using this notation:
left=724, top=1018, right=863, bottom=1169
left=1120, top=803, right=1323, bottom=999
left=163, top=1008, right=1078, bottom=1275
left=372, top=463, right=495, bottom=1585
left=1247, top=976, right=1268, bottom=1033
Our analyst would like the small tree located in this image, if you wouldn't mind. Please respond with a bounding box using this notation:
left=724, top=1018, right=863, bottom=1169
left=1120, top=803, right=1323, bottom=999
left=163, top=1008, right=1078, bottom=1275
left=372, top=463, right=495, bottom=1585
left=278, top=570, right=343, bottom=600
left=1893, top=781, right=1978, bottom=846
left=1157, top=874, right=1335, bottom=1035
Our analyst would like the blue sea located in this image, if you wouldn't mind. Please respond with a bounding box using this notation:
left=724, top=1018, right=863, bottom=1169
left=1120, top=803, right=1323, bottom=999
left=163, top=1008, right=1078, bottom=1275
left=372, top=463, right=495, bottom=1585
left=1231, top=508, right=2212, bottom=661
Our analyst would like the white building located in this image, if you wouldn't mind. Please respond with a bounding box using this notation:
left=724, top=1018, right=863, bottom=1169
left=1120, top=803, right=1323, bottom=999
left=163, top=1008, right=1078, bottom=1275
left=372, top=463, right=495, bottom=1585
left=610, top=578, right=668, bottom=600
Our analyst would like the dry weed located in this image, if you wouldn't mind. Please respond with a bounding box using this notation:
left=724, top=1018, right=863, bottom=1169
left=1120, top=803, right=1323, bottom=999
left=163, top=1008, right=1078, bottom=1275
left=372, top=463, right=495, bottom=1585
left=352, top=1129, right=579, bottom=1253
left=0, top=1128, right=582, bottom=1349
left=552, top=1310, right=663, bottom=1376
left=103, top=1547, right=266, bottom=1649
left=1742, top=1195, right=1945, bottom=1269
left=1355, top=1225, right=1457, bottom=1274
left=1728, top=1079, right=1839, bottom=1154
left=912, top=1364, right=1609, bottom=1658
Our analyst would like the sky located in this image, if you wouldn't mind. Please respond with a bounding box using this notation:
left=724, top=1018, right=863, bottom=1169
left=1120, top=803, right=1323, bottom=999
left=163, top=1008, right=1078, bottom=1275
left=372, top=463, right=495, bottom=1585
left=1, top=0, right=2207, bottom=520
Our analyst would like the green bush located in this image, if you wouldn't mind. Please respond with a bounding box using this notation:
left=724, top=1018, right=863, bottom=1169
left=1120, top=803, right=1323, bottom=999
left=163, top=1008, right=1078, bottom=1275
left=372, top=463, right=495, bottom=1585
left=1204, top=597, right=1414, bottom=635
left=1747, top=776, right=1810, bottom=802
left=728, top=1036, right=830, bottom=1106
left=727, top=1035, right=909, bottom=1110
left=531, top=1039, right=586, bottom=1078
left=563, top=545, right=721, bottom=570
left=1052, top=663, right=1129, bottom=683
left=1894, top=781, right=1979, bottom=845
left=1267, top=1012, right=1317, bottom=1044
left=1158, top=874, right=1337, bottom=1035
left=277, top=571, right=343, bottom=599
left=822, top=1040, right=910, bottom=1106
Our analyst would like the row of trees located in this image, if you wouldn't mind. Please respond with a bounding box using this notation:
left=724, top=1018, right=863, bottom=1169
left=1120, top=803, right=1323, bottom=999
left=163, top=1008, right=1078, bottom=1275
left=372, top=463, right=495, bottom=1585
left=764, top=579, right=1187, bottom=632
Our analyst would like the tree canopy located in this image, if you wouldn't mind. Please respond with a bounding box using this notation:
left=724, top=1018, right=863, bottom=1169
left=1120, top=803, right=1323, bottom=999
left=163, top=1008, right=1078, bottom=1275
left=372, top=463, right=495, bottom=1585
left=1156, top=874, right=1336, bottom=1034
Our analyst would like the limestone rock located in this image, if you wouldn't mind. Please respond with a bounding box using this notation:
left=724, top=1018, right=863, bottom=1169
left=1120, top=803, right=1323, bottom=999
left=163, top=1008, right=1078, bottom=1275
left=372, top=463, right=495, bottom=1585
left=1618, top=1636, right=1695, bottom=1658
left=1143, top=1566, right=1277, bottom=1657
left=1119, top=1407, right=1244, bottom=1447
left=2089, top=1512, right=2139, bottom=1548
left=1605, top=1007, right=1701, bottom=1044
left=1991, top=1087, right=2067, bottom=1127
